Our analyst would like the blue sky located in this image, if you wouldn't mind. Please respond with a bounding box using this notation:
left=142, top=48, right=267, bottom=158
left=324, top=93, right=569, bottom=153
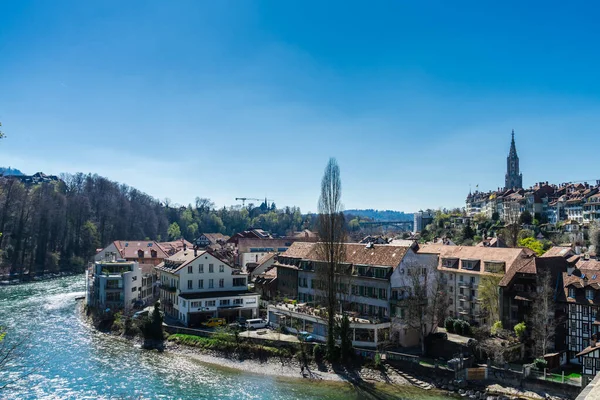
left=1, top=1, right=599, bottom=213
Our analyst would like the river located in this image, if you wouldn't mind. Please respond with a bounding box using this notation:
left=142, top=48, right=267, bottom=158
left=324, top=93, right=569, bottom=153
left=0, top=276, right=451, bottom=399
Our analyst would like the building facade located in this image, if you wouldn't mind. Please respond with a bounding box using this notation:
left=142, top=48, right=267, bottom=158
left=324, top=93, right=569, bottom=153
left=86, top=260, right=150, bottom=312
left=156, top=249, right=258, bottom=326
left=418, top=244, right=535, bottom=326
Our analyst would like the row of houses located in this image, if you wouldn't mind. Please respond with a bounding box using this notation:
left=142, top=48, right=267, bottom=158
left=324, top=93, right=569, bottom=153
left=466, top=181, right=600, bottom=226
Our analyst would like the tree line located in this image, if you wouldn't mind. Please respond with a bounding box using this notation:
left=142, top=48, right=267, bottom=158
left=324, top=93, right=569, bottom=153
left=0, top=173, right=322, bottom=276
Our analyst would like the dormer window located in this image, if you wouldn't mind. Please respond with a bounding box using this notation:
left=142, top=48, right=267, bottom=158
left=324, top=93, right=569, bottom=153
left=150, top=250, right=157, bottom=258
left=587, top=289, right=595, bottom=300
left=137, top=250, right=144, bottom=258
left=568, top=287, right=576, bottom=298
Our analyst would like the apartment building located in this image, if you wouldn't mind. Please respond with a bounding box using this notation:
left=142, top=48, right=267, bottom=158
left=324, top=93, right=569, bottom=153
left=418, top=244, right=535, bottom=326
left=271, top=241, right=438, bottom=348
left=156, top=248, right=258, bottom=326
left=86, top=260, right=151, bottom=312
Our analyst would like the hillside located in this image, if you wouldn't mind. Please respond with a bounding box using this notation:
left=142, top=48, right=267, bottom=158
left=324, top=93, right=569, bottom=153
left=344, top=209, right=413, bottom=221
left=0, top=167, right=24, bottom=176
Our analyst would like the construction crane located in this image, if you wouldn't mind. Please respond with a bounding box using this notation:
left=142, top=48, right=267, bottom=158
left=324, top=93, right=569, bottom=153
left=235, top=197, right=274, bottom=207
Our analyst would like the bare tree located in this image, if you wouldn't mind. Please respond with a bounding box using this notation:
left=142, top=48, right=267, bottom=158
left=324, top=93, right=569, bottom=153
left=590, top=221, right=600, bottom=253
left=502, top=201, right=521, bottom=247
left=399, top=262, right=449, bottom=354
left=0, top=328, right=37, bottom=391
left=478, top=275, right=502, bottom=328
left=316, top=158, right=346, bottom=358
left=529, top=269, right=558, bottom=357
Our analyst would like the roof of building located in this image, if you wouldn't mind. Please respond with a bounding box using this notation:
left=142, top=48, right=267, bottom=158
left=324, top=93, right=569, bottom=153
left=576, top=258, right=600, bottom=271
left=112, top=240, right=169, bottom=259
left=199, top=233, right=230, bottom=243
left=157, top=239, right=194, bottom=255
left=562, top=269, right=600, bottom=304
left=156, top=249, right=235, bottom=273
left=576, top=344, right=600, bottom=357
left=499, top=256, right=568, bottom=287
left=418, top=244, right=536, bottom=280
left=278, top=242, right=412, bottom=268
left=541, top=246, right=574, bottom=258
left=292, top=229, right=318, bottom=239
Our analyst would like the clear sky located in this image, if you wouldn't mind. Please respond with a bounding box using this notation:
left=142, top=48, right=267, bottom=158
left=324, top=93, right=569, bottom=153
left=1, top=1, right=599, bottom=213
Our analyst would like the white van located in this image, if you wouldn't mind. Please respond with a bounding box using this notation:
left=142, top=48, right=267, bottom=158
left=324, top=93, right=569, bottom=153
left=245, top=318, right=268, bottom=330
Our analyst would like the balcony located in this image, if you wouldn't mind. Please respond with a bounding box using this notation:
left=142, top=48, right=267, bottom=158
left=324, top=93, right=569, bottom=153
left=458, top=294, right=469, bottom=302
left=159, top=283, right=177, bottom=293
left=458, top=281, right=473, bottom=289
left=457, top=307, right=469, bottom=315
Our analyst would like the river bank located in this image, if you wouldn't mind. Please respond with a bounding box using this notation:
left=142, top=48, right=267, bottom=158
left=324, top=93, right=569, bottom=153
left=82, top=301, right=573, bottom=400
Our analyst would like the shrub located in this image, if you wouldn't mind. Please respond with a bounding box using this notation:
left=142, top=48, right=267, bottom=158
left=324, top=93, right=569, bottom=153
left=462, top=321, right=471, bottom=336
left=534, top=358, right=547, bottom=370
left=374, top=352, right=383, bottom=370
left=514, top=322, right=526, bottom=339
left=313, top=344, right=324, bottom=362
left=491, top=321, right=503, bottom=336
left=445, top=317, right=455, bottom=333
left=453, top=319, right=463, bottom=335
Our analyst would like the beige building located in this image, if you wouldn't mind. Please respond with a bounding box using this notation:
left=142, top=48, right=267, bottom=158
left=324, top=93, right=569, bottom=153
left=417, top=244, right=535, bottom=326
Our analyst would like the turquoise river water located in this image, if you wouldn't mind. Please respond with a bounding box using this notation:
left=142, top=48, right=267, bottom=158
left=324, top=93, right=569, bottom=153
left=0, top=275, right=451, bottom=399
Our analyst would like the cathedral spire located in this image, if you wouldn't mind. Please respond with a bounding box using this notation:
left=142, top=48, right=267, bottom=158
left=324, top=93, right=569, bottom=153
left=505, top=129, right=523, bottom=190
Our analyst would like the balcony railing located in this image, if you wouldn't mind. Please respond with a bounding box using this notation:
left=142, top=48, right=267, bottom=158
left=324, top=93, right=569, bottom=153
left=458, top=281, right=473, bottom=288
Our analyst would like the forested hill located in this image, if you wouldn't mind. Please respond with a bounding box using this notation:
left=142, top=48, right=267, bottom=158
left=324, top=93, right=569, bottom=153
left=344, top=209, right=413, bottom=221
left=0, top=167, right=24, bottom=176
left=0, top=172, right=309, bottom=275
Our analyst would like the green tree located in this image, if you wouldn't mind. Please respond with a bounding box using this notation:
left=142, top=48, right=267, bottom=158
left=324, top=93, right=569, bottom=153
left=518, top=237, right=545, bottom=256
left=337, top=314, right=352, bottom=361
left=348, top=218, right=360, bottom=231
left=519, top=210, right=533, bottom=225
left=461, top=224, right=475, bottom=241
left=167, top=222, right=182, bottom=240
left=141, top=302, right=164, bottom=343
left=478, top=275, right=502, bottom=327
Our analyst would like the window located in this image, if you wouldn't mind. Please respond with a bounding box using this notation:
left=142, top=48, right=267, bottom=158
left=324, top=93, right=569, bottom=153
left=131, top=287, right=137, bottom=293
left=233, top=278, right=246, bottom=287
left=220, top=299, right=230, bottom=306
left=199, top=279, right=204, bottom=289
left=132, top=276, right=137, bottom=281
left=219, top=265, right=225, bottom=273
left=421, top=268, right=427, bottom=276
left=470, top=276, right=476, bottom=283
left=188, top=280, right=193, bottom=289
left=450, top=286, right=453, bottom=293
left=449, top=298, right=453, bottom=305
left=188, top=266, right=193, bottom=274
left=584, top=323, right=590, bottom=334
left=379, top=288, right=387, bottom=300
left=199, top=264, right=204, bottom=273
left=234, top=298, right=243, bottom=305
left=206, top=300, right=216, bottom=307
left=459, top=288, right=464, bottom=295
left=586, top=358, right=593, bottom=369
left=219, top=279, right=224, bottom=288
left=209, top=264, right=214, bottom=273
left=459, top=275, right=464, bottom=282
left=587, top=289, right=595, bottom=300
left=209, top=279, right=214, bottom=288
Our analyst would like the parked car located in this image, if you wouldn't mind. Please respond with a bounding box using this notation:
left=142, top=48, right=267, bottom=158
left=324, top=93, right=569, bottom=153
left=298, top=331, right=318, bottom=342
left=245, top=318, right=268, bottom=330
left=202, top=318, right=226, bottom=328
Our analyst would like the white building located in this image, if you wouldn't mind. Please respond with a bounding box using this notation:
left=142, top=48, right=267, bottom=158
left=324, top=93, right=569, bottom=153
left=86, top=260, right=149, bottom=312
left=156, top=249, right=259, bottom=326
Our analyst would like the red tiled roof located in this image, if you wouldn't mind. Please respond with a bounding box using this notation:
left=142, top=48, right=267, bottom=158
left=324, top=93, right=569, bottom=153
left=113, top=240, right=169, bottom=259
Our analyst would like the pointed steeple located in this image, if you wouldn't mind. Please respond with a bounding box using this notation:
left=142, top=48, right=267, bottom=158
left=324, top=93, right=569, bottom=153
left=505, top=129, right=523, bottom=190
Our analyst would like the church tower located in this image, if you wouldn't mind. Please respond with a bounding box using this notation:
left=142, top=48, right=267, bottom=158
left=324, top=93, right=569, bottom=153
left=505, top=130, right=523, bottom=190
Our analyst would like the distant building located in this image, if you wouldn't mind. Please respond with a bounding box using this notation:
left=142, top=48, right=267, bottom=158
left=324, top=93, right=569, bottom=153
left=505, top=130, right=523, bottom=190
left=413, top=210, right=435, bottom=233
left=158, top=239, right=194, bottom=256
left=195, top=233, right=230, bottom=249
left=86, top=260, right=154, bottom=312
left=1, top=171, right=60, bottom=186
left=95, top=240, right=170, bottom=266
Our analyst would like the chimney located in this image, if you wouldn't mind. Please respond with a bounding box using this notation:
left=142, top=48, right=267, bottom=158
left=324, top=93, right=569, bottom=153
left=592, top=334, right=598, bottom=348
left=194, top=245, right=198, bottom=257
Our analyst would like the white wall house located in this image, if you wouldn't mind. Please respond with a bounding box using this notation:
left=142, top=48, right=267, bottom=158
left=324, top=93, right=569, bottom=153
left=156, top=249, right=258, bottom=326
left=86, top=260, right=144, bottom=312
